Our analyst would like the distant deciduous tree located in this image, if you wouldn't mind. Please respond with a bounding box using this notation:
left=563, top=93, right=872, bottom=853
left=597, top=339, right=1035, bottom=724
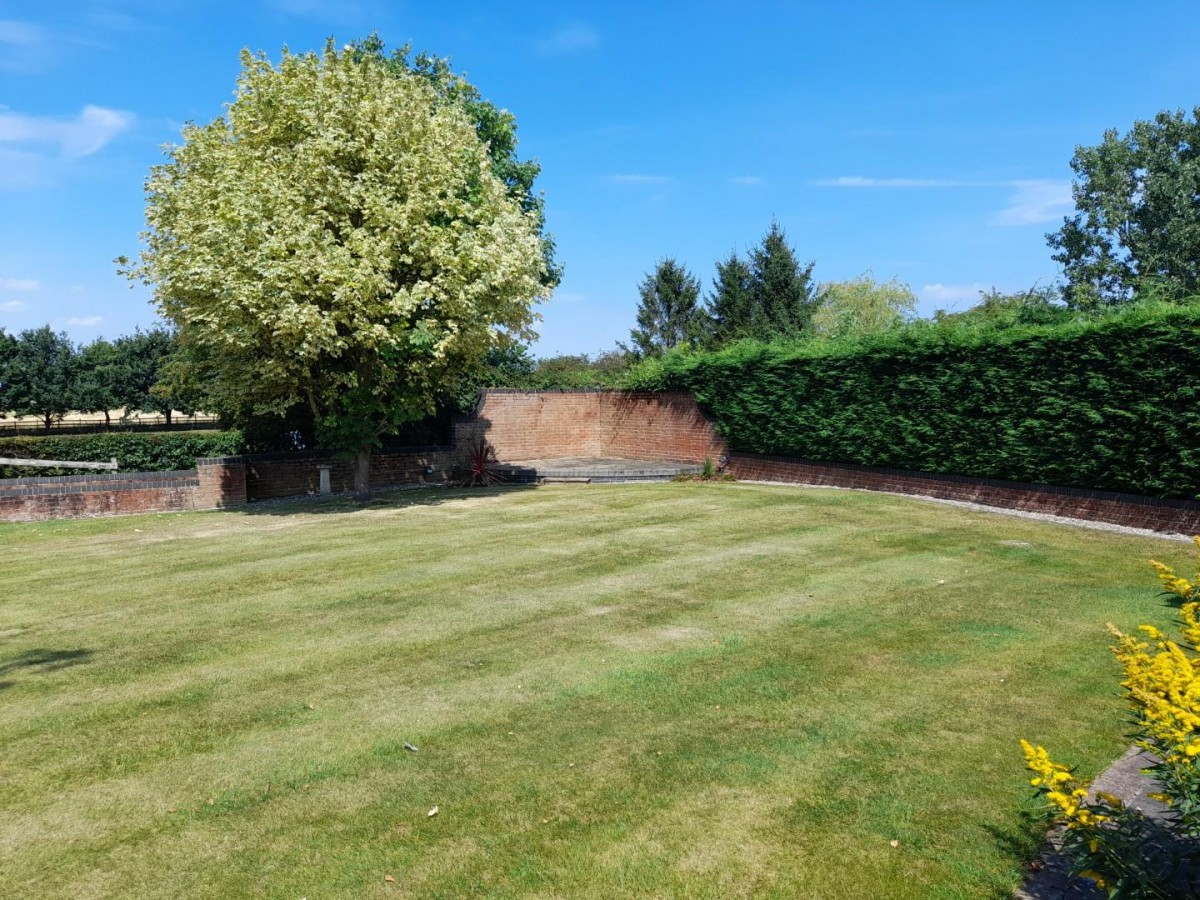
left=932, top=286, right=1070, bottom=330
left=5, top=326, right=77, bottom=430
left=1047, top=107, right=1200, bottom=309
left=626, top=258, right=706, bottom=358
left=73, top=338, right=122, bottom=425
left=0, top=327, right=17, bottom=415
left=809, top=274, right=917, bottom=340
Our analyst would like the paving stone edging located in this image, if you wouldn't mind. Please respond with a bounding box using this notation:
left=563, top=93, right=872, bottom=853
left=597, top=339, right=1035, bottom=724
left=1016, top=747, right=1167, bottom=899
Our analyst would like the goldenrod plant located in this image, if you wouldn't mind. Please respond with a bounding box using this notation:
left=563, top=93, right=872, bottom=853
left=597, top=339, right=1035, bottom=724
left=1021, top=541, right=1200, bottom=896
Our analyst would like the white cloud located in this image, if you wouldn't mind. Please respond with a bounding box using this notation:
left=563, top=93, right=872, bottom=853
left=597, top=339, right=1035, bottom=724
left=919, top=283, right=990, bottom=307
left=818, top=175, right=1076, bottom=227
left=731, top=176, right=765, bottom=186
left=607, top=174, right=672, bottom=185
left=993, top=179, right=1073, bottom=226
left=0, top=19, right=41, bottom=45
left=0, top=300, right=27, bottom=312
left=0, top=277, right=38, bottom=291
left=65, top=315, right=103, bottom=327
left=536, top=23, right=600, bottom=56
left=0, top=104, right=135, bottom=158
left=0, top=18, right=48, bottom=72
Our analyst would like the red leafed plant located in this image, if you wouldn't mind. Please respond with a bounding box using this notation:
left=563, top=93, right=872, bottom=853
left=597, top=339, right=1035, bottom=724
left=461, top=438, right=505, bottom=487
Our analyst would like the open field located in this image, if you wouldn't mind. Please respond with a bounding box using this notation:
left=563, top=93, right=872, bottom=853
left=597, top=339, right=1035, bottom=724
left=0, top=483, right=1189, bottom=898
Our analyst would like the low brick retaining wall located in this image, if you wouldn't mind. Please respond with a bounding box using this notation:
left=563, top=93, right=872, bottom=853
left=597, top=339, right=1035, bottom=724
left=727, top=454, right=1200, bottom=535
left=0, top=465, right=220, bottom=522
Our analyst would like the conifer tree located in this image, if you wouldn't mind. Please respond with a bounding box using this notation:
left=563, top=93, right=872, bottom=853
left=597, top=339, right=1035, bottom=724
left=749, top=222, right=817, bottom=339
left=627, top=258, right=705, bottom=358
left=707, top=251, right=755, bottom=344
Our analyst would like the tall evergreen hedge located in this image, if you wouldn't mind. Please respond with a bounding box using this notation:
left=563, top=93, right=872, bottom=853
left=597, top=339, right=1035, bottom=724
left=0, top=431, right=244, bottom=478
left=627, top=307, right=1200, bottom=499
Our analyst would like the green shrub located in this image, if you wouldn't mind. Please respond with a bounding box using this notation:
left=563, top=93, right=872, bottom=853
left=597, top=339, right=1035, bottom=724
left=0, top=431, right=244, bottom=478
left=626, top=305, right=1200, bottom=499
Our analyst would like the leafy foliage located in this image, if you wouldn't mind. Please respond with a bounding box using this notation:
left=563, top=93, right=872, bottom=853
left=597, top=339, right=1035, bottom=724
left=1048, top=107, right=1200, bottom=309
left=2, top=327, right=77, bottom=429
left=625, top=258, right=706, bottom=358
left=350, top=36, right=560, bottom=290
left=120, top=41, right=548, bottom=496
left=810, top=273, right=917, bottom=339
left=0, top=431, right=243, bottom=478
left=626, top=304, right=1200, bottom=499
left=931, top=285, right=1072, bottom=331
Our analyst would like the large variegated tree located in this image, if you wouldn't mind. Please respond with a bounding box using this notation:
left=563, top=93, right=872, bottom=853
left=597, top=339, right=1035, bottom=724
left=121, top=42, right=549, bottom=497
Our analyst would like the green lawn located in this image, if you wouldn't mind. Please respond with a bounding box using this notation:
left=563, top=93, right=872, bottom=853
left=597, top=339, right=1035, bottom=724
left=0, top=483, right=1189, bottom=898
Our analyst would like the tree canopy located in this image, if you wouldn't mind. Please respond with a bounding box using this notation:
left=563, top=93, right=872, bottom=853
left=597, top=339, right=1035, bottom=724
left=626, top=258, right=705, bottom=358
left=1047, top=107, right=1200, bottom=308
left=2, top=326, right=77, bottom=429
left=121, top=41, right=549, bottom=496
left=809, top=274, right=917, bottom=340
left=702, top=223, right=817, bottom=343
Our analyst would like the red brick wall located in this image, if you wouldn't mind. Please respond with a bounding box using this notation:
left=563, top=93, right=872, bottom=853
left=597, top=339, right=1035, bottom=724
left=456, top=390, right=728, bottom=463
left=244, top=449, right=455, bottom=500
left=0, top=471, right=206, bottom=522
left=728, top=454, right=1200, bottom=535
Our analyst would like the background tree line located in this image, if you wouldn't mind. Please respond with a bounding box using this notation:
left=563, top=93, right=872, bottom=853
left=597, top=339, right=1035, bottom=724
left=0, top=326, right=190, bottom=430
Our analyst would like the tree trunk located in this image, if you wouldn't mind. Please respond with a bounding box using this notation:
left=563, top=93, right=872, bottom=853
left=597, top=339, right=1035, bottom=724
left=164, top=409, right=173, bottom=426
left=353, top=444, right=372, bottom=501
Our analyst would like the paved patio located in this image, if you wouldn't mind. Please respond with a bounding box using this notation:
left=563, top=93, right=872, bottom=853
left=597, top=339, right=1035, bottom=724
left=494, top=457, right=701, bottom=483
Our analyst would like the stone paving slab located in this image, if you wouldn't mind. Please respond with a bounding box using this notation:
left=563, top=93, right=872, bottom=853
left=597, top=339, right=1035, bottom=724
left=496, top=457, right=701, bottom=483
left=1016, top=747, right=1169, bottom=899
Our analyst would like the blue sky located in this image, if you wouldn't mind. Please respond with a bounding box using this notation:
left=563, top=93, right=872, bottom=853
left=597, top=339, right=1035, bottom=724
left=2, top=1, right=1198, bottom=357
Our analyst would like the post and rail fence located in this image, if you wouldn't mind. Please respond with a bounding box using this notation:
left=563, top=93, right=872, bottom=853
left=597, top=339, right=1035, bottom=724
left=0, top=457, right=120, bottom=471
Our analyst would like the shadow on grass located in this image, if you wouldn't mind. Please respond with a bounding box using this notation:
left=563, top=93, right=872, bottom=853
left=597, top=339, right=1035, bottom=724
left=239, top=482, right=540, bottom=517
left=0, top=648, right=94, bottom=690
left=981, top=813, right=1101, bottom=900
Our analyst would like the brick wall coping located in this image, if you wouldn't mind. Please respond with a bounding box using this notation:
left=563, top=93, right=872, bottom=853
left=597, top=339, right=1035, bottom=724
left=733, top=453, right=1200, bottom=511
left=0, top=471, right=199, bottom=498
left=0, top=468, right=198, bottom=489
left=198, top=447, right=449, bottom=466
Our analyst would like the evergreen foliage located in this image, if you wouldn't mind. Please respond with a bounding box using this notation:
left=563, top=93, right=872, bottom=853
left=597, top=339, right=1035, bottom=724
left=701, top=223, right=817, bottom=344
left=707, top=251, right=755, bottom=344
left=627, top=305, right=1200, bottom=499
left=749, top=222, right=817, bottom=338
left=626, top=258, right=705, bottom=358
